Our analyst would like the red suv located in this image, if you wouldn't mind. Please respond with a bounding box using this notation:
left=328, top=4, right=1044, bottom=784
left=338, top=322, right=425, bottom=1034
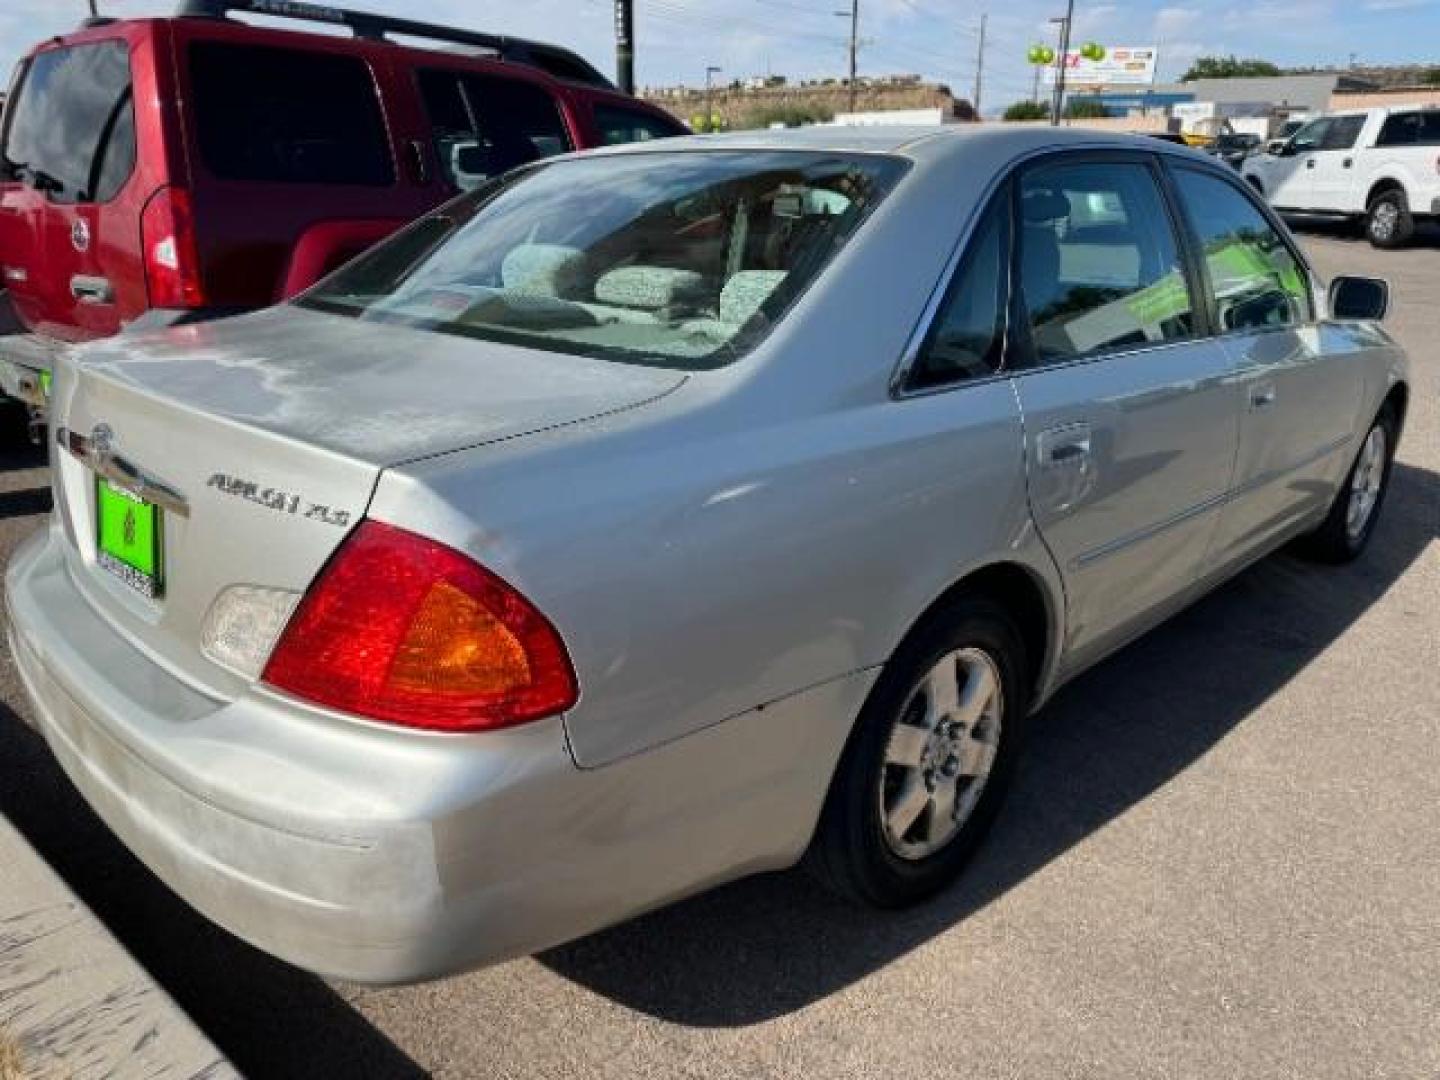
left=0, top=0, right=684, bottom=418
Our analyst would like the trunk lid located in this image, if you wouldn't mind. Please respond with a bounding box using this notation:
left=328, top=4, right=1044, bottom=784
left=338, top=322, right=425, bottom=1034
left=51, top=305, right=685, bottom=697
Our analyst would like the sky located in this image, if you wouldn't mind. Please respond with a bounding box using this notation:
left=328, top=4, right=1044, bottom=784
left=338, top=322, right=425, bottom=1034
left=1, top=0, right=1437, bottom=113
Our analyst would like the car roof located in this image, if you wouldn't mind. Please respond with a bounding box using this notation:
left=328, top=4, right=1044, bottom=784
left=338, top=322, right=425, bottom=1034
left=590, top=123, right=1211, bottom=165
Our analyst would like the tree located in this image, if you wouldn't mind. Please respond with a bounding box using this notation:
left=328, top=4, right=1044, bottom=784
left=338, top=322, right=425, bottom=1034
left=1181, top=56, right=1281, bottom=81
left=1065, top=98, right=1111, bottom=119
left=1003, top=100, right=1049, bottom=121
left=1424, top=68, right=1440, bottom=86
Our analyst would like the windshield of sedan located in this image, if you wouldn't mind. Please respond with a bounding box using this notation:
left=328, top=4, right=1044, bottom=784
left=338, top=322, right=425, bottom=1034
left=299, top=150, right=906, bottom=369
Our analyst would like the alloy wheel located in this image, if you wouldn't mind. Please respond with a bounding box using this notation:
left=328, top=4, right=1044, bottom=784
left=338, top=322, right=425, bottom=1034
left=879, top=647, right=1004, bottom=861
left=1346, top=424, right=1387, bottom=542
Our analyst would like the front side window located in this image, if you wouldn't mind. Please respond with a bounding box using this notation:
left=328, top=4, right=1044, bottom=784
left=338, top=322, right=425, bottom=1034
left=595, top=104, right=684, bottom=146
left=0, top=41, right=134, bottom=203
left=1016, top=160, right=1194, bottom=363
left=301, top=151, right=905, bottom=370
left=189, top=43, right=393, bottom=186
left=1289, top=118, right=1332, bottom=153
left=907, top=201, right=1008, bottom=389
left=418, top=70, right=571, bottom=191
left=1172, top=168, right=1312, bottom=332
left=1376, top=111, right=1440, bottom=147
left=1321, top=115, right=1365, bottom=151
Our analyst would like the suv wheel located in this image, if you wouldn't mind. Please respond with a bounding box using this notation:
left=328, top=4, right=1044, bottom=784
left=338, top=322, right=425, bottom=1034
left=807, top=594, right=1028, bottom=907
left=1297, top=406, right=1397, bottom=563
left=1366, top=189, right=1414, bottom=249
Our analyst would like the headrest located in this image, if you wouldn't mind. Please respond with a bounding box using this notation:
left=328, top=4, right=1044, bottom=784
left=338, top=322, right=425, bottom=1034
left=1022, top=191, right=1071, bottom=224
left=593, top=266, right=708, bottom=311
left=719, top=270, right=787, bottom=325
left=501, top=244, right=588, bottom=297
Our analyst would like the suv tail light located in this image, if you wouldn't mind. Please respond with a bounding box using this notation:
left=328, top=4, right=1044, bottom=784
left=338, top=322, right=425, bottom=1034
left=262, top=521, right=578, bottom=732
left=140, top=186, right=205, bottom=308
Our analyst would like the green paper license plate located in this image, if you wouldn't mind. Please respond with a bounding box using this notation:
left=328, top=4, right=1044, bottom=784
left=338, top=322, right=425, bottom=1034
left=95, top=478, right=163, bottom=598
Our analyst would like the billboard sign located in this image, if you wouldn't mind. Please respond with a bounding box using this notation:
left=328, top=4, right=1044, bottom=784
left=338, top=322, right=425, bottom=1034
left=1043, top=46, right=1158, bottom=86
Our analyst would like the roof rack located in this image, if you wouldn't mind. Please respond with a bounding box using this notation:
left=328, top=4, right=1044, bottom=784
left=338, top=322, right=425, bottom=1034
left=174, top=0, right=615, bottom=89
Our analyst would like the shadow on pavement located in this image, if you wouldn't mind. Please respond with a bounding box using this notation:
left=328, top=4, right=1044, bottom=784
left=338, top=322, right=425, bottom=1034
left=0, top=709, right=427, bottom=1077
left=1285, top=215, right=1440, bottom=249
left=539, top=461, right=1439, bottom=1026
left=0, top=486, right=51, bottom=519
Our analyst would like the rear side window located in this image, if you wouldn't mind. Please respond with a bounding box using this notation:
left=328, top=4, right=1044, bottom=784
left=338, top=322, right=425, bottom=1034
left=189, top=43, right=393, bottom=186
left=1016, top=160, right=1195, bottom=363
left=1171, top=168, right=1312, bottom=331
left=1, top=41, right=135, bottom=204
left=908, top=201, right=1008, bottom=389
left=1321, top=115, right=1365, bottom=151
left=418, top=70, right=571, bottom=191
left=1376, top=111, right=1440, bottom=147
left=595, top=104, right=683, bottom=146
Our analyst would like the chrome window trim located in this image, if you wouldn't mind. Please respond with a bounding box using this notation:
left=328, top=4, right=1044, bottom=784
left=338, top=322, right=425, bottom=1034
left=890, top=142, right=1249, bottom=402
left=1164, top=159, right=1323, bottom=337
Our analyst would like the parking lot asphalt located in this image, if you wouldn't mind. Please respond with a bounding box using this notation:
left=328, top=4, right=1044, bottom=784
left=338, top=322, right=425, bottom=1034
left=0, top=227, right=1436, bottom=1079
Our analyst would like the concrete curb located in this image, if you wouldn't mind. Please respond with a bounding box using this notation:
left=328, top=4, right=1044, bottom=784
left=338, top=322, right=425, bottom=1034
left=0, top=816, right=236, bottom=1079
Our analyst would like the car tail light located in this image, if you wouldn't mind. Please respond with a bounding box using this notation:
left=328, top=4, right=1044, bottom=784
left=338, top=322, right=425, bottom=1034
left=140, top=186, right=205, bottom=308
left=262, top=521, right=578, bottom=732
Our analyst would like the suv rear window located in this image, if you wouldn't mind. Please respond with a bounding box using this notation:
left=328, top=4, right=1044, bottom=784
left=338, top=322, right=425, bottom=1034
left=418, top=69, right=572, bottom=191
left=1376, top=111, right=1440, bottom=147
left=189, top=42, right=393, bottom=186
left=1, top=41, right=135, bottom=204
left=595, top=104, right=683, bottom=145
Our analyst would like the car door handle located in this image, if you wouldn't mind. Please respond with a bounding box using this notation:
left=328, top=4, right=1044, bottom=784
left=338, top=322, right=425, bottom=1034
left=1305, top=158, right=1316, bottom=169
left=70, top=275, right=114, bottom=304
left=1249, top=383, right=1277, bottom=411
left=1037, top=423, right=1092, bottom=468
left=1342, top=157, right=1353, bottom=168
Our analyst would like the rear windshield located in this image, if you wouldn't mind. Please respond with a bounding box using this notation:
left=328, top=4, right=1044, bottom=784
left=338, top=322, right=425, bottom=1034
left=1376, top=111, right=1440, bottom=147
left=299, top=150, right=905, bottom=369
left=189, top=42, right=393, bottom=185
left=1, top=41, right=135, bottom=203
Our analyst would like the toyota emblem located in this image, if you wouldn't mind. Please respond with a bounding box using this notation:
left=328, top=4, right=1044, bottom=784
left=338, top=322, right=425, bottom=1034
left=71, top=219, right=90, bottom=252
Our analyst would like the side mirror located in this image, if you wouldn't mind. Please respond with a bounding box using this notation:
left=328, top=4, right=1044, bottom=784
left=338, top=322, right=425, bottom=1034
left=1329, top=275, right=1390, bottom=321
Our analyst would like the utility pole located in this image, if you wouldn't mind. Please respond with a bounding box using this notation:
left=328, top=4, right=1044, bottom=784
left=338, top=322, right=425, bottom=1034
left=614, top=0, right=634, bottom=95
left=972, top=13, right=987, bottom=116
left=704, top=65, right=722, bottom=132
left=835, top=0, right=859, bottom=114
left=1049, top=0, right=1075, bottom=125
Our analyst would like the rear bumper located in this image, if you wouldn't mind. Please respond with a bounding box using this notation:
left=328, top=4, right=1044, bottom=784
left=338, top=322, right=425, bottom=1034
left=6, top=528, right=869, bottom=982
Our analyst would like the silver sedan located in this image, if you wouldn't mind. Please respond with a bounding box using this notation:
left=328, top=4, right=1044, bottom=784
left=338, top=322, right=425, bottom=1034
left=7, top=126, right=1408, bottom=983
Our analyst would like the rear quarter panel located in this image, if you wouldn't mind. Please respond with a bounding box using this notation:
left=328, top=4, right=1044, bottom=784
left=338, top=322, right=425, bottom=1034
left=366, top=140, right=1066, bottom=767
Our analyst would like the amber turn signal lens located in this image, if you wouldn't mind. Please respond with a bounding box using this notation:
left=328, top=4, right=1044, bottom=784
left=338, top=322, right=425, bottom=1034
left=262, top=520, right=578, bottom=732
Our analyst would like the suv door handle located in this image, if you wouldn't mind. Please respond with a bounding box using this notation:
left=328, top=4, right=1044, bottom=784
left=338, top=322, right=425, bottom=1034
left=1037, top=423, right=1092, bottom=468
left=70, top=275, right=113, bottom=304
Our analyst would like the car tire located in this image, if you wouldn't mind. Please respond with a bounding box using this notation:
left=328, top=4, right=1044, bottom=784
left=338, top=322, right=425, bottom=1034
left=1366, top=189, right=1414, bottom=249
left=806, top=594, right=1029, bottom=908
left=1297, top=405, right=1397, bottom=563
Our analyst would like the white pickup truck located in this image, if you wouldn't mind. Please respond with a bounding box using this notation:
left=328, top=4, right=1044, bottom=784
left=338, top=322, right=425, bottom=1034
left=1241, top=106, right=1440, bottom=248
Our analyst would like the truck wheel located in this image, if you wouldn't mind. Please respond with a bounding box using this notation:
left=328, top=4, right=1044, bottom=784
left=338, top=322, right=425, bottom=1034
left=1366, top=189, right=1414, bottom=249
